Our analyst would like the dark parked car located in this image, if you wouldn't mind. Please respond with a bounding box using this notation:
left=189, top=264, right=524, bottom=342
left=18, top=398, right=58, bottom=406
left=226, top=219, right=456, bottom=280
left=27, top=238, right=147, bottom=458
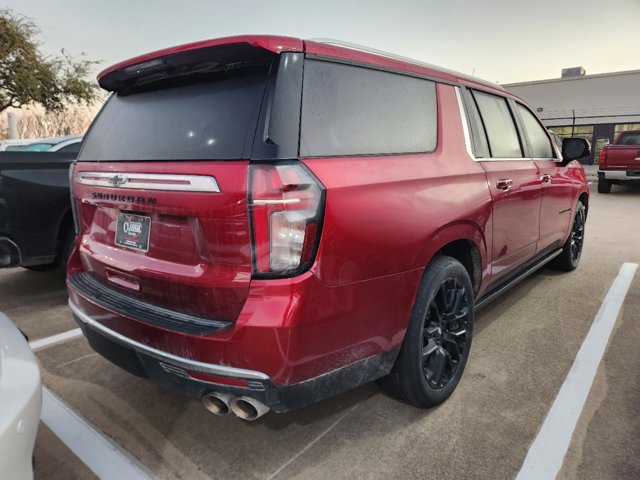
left=0, top=151, right=76, bottom=270
left=67, top=35, right=590, bottom=420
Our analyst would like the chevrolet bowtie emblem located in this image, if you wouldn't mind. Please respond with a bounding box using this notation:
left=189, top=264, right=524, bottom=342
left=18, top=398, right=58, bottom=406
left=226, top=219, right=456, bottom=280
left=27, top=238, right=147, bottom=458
left=110, top=174, right=128, bottom=187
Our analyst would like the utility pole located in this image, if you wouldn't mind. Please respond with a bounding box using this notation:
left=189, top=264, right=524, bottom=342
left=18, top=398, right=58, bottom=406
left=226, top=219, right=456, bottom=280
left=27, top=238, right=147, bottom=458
left=7, top=112, right=18, bottom=139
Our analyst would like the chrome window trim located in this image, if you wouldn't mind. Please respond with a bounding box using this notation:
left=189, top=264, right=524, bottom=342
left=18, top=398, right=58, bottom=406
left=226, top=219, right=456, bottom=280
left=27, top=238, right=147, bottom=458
left=69, top=300, right=270, bottom=381
left=76, top=172, right=220, bottom=192
left=475, top=157, right=551, bottom=162
left=455, top=87, right=474, bottom=159
left=456, top=87, right=538, bottom=163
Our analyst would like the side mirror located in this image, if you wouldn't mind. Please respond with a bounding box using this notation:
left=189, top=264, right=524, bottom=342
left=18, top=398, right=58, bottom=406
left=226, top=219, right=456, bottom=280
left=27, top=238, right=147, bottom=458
left=561, top=137, right=591, bottom=165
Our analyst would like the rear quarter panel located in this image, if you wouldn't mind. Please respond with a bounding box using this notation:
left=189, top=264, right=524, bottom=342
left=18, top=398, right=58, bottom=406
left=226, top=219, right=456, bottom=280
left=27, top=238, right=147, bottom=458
left=303, top=84, right=492, bottom=290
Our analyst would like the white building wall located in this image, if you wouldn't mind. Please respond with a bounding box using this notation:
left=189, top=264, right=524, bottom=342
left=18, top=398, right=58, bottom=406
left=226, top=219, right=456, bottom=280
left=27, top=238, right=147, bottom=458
left=503, top=70, right=640, bottom=127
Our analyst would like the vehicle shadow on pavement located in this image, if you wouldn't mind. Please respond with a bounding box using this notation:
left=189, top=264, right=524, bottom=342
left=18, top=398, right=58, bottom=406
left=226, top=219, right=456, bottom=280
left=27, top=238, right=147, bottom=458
left=0, top=268, right=67, bottom=300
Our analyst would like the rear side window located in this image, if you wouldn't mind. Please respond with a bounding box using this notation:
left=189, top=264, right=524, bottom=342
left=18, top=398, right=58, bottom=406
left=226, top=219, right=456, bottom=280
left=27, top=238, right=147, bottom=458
left=515, top=103, right=554, bottom=158
left=300, top=60, right=437, bottom=157
left=472, top=90, right=523, bottom=158
left=620, top=133, right=640, bottom=145
left=79, top=67, right=269, bottom=161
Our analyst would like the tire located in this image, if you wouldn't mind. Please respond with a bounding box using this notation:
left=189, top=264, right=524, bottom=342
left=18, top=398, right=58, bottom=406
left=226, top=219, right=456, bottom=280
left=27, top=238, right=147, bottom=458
left=56, top=228, right=76, bottom=273
left=379, top=255, right=474, bottom=407
left=597, top=179, right=611, bottom=194
left=24, top=263, right=57, bottom=271
left=24, top=228, right=75, bottom=273
left=549, top=201, right=586, bottom=271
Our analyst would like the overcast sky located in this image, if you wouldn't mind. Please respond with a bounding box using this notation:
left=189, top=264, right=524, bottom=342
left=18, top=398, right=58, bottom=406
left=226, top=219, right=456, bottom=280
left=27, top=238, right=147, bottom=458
left=4, top=0, right=640, bottom=85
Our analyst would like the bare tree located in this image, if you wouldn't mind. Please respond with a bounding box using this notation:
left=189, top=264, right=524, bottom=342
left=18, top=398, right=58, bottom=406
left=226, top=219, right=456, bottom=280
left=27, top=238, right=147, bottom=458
left=15, top=106, right=97, bottom=138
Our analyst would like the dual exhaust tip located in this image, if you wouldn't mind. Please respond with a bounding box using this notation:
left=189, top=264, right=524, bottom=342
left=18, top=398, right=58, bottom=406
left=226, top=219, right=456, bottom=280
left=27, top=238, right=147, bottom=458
left=202, top=392, right=270, bottom=421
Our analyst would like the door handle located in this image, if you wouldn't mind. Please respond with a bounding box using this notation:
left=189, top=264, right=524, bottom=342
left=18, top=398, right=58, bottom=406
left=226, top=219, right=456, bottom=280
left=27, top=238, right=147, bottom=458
left=540, top=174, right=552, bottom=184
left=496, top=179, right=513, bottom=190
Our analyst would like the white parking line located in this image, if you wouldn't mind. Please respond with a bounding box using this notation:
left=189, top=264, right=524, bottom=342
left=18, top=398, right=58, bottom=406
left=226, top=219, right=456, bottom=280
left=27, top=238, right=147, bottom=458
left=29, top=328, right=83, bottom=351
left=41, top=387, right=157, bottom=480
left=516, top=262, right=638, bottom=480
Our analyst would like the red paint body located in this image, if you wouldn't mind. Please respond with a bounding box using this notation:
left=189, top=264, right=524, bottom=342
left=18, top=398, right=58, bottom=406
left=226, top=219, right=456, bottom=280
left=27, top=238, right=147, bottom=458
left=68, top=36, right=589, bottom=401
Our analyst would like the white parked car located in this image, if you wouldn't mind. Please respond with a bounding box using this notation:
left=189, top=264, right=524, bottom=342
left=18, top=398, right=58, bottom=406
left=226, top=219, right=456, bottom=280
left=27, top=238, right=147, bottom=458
left=0, top=312, right=41, bottom=480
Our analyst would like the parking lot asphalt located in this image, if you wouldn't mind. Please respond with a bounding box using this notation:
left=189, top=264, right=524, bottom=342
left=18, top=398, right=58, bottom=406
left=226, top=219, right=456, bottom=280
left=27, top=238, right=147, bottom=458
left=2, top=180, right=639, bottom=480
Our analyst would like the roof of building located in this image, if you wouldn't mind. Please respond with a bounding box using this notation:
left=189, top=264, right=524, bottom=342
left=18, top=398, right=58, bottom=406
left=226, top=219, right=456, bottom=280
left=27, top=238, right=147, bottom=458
left=503, top=68, right=640, bottom=88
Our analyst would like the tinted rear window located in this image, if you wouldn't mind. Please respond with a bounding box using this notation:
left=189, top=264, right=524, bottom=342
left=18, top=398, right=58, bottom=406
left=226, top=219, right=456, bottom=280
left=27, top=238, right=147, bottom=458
left=79, top=67, right=269, bottom=161
left=300, top=60, right=437, bottom=157
left=620, top=133, right=640, bottom=145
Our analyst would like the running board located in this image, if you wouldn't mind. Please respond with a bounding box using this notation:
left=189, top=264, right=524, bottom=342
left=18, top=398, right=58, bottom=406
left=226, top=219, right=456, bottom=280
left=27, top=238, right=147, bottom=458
left=475, top=248, right=563, bottom=311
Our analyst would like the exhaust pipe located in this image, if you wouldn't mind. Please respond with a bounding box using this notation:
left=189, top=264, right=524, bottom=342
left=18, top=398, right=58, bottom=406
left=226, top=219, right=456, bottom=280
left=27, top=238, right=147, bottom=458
left=229, top=396, right=270, bottom=421
left=202, top=392, right=232, bottom=416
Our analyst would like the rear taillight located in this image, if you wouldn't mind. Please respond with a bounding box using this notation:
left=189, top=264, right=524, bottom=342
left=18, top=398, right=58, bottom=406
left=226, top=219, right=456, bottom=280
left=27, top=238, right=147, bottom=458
left=598, top=148, right=607, bottom=169
left=249, top=163, right=325, bottom=278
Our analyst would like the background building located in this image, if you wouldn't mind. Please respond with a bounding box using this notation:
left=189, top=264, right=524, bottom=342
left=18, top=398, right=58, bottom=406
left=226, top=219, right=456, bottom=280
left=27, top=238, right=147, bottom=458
left=503, top=68, right=640, bottom=164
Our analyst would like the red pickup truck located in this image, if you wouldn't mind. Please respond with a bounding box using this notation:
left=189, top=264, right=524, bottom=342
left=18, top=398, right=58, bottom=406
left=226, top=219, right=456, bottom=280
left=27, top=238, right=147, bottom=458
left=598, top=130, right=640, bottom=193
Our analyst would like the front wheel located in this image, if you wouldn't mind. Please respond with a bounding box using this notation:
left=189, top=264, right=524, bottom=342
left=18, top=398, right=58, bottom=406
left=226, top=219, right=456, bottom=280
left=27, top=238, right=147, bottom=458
left=549, top=201, right=586, bottom=271
left=379, top=255, right=474, bottom=407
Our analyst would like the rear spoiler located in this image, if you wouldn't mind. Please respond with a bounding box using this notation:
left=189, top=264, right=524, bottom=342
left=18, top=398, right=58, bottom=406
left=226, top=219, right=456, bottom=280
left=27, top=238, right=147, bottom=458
left=98, top=36, right=303, bottom=92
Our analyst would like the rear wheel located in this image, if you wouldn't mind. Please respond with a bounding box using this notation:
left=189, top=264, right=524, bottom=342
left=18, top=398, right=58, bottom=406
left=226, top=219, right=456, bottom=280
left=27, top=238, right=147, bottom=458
left=549, top=201, right=586, bottom=271
left=597, top=179, right=611, bottom=193
left=380, top=255, right=474, bottom=407
left=24, top=228, right=75, bottom=273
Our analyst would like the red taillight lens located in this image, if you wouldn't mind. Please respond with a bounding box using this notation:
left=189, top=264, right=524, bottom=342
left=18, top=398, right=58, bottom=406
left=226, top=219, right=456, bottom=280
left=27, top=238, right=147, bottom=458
left=598, top=148, right=607, bottom=169
left=249, top=163, right=324, bottom=277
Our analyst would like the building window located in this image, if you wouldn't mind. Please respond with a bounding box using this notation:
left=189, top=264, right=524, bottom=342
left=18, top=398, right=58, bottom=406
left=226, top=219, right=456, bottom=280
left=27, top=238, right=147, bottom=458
left=614, top=123, right=640, bottom=139
left=548, top=125, right=594, bottom=139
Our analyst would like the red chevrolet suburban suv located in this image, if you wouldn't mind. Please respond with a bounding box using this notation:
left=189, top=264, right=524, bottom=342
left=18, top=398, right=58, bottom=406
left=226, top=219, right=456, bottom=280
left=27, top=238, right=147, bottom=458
left=67, top=36, right=590, bottom=420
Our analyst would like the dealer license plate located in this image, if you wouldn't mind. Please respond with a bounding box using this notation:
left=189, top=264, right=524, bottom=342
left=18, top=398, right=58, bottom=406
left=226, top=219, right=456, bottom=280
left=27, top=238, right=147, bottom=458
left=115, top=213, right=151, bottom=252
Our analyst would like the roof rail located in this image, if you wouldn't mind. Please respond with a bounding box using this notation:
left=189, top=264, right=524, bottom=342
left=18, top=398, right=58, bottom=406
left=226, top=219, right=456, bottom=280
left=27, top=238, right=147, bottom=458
left=309, top=38, right=504, bottom=90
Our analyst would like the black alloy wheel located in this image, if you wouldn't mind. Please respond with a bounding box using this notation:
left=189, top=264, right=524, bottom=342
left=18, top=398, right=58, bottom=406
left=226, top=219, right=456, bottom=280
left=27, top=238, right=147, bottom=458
left=422, top=277, right=470, bottom=390
left=380, top=255, right=475, bottom=407
left=550, top=201, right=586, bottom=271
left=569, top=205, right=586, bottom=264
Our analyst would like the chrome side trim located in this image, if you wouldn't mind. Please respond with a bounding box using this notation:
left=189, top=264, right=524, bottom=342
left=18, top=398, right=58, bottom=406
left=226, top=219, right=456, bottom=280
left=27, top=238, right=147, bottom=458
left=251, top=199, right=301, bottom=206
left=76, top=172, right=220, bottom=192
left=69, top=300, right=270, bottom=381
left=474, top=157, right=549, bottom=163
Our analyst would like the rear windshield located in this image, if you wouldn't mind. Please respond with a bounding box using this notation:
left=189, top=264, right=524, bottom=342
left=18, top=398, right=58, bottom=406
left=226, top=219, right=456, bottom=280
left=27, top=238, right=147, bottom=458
left=619, top=132, right=640, bottom=145
left=79, top=66, right=270, bottom=161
